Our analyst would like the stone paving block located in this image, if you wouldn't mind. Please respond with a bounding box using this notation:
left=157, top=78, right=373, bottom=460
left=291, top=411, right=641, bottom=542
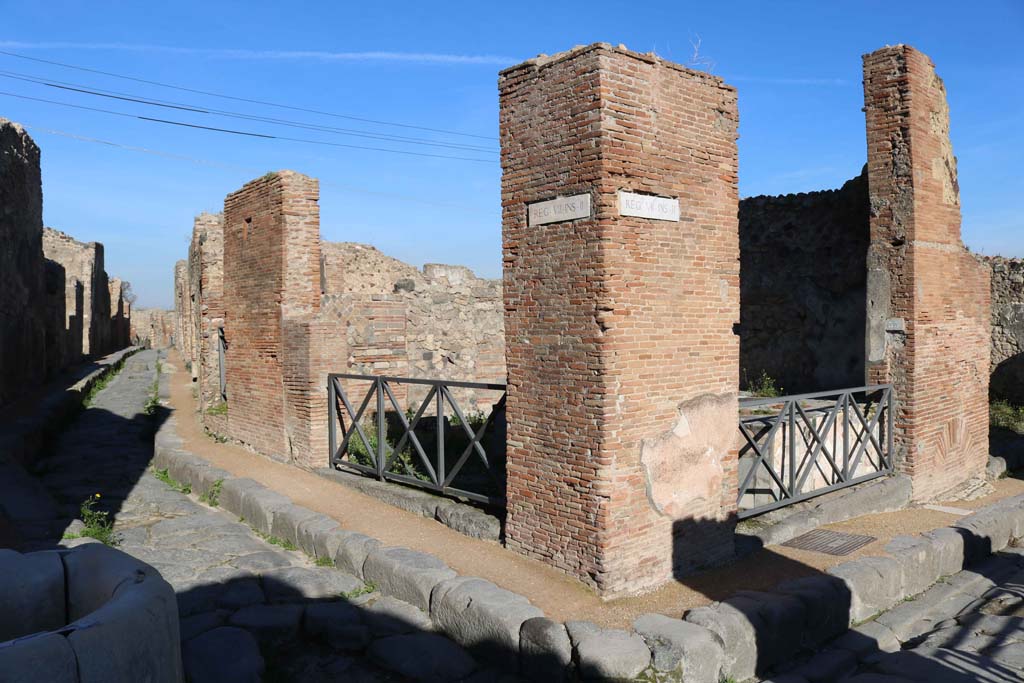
left=827, top=556, right=902, bottom=624
left=67, top=576, right=183, bottom=683
left=238, top=487, right=292, bottom=537
left=183, top=626, right=264, bottom=683
left=296, top=514, right=341, bottom=558
left=886, top=535, right=942, bottom=597
left=261, top=566, right=363, bottom=602
left=435, top=501, right=502, bottom=541
left=368, top=633, right=477, bottom=681
left=734, top=590, right=807, bottom=671
left=364, top=546, right=456, bottom=611
left=564, top=620, right=601, bottom=649
left=774, top=575, right=852, bottom=647
left=0, top=632, right=79, bottom=683
left=304, top=601, right=371, bottom=651
left=193, top=466, right=231, bottom=499
left=218, top=478, right=264, bottom=519
left=574, top=628, right=651, bottom=681
left=229, top=604, right=303, bottom=643
left=0, top=549, right=66, bottom=642
left=430, top=576, right=543, bottom=668
left=684, top=597, right=761, bottom=681
left=314, top=527, right=349, bottom=563
left=791, top=648, right=857, bottom=683
left=270, top=504, right=320, bottom=548
left=519, top=617, right=571, bottom=682
left=230, top=550, right=294, bottom=573
left=334, top=531, right=382, bottom=579
left=179, top=610, right=227, bottom=642
left=166, top=453, right=208, bottom=489
left=633, top=613, right=723, bottom=682
left=365, top=595, right=434, bottom=637
left=922, top=527, right=968, bottom=577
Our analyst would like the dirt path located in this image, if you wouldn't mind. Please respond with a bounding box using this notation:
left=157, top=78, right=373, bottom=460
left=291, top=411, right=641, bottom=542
left=165, top=348, right=1024, bottom=627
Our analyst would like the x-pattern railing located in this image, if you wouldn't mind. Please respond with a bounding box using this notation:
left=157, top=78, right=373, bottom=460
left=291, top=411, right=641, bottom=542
left=737, top=384, right=894, bottom=519
left=328, top=373, right=507, bottom=507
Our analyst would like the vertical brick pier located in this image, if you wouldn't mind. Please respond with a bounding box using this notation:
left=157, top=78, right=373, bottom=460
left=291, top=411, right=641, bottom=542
left=863, top=46, right=991, bottom=501
left=500, top=44, right=741, bottom=595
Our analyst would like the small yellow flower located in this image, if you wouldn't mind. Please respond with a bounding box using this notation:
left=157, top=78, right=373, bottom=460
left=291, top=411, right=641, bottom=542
left=94, top=493, right=101, bottom=499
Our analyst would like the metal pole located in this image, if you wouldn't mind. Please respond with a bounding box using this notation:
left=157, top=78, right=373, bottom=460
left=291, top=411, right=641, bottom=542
left=376, top=377, right=386, bottom=480
left=842, top=393, right=850, bottom=481
left=887, top=387, right=895, bottom=471
left=328, top=377, right=337, bottom=466
left=788, top=401, right=797, bottom=498
left=436, top=385, right=445, bottom=489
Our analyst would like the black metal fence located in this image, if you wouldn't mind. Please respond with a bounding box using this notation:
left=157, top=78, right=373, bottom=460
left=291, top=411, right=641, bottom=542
left=737, top=384, right=895, bottom=519
left=328, top=373, right=507, bottom=507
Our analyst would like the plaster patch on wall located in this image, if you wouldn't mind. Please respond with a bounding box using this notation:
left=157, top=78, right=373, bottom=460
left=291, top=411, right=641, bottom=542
left=640, top=392, right=737, bottom=520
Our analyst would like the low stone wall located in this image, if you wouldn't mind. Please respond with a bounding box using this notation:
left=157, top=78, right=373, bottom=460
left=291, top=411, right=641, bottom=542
left=985, top=255, right=1024, bottom=403
left=0, top=544, right=182, bottom=682
left=156, top=399, right=1024, bottom=682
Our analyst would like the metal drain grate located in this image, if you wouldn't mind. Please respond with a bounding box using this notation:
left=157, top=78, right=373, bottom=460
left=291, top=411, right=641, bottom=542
left=781, top=529, right=876, bottom=556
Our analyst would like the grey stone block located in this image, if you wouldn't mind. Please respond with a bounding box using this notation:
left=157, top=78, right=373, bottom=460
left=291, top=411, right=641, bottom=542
left=565, top=620, right=601, bottom=649
left=304, top=601, right=370, bottom=650
left=239, top=487, right=292, bottom=536
left=574, top=628, right=651, bottom=681
left=922, top=527, right=967, bottom=577
left=229, top=604, right=303, bottom=643
left=790, top=648, right=857, bottom=683
left=684, top=597, right=761, bottom=681
left=193, top=466, right=231, bottom=500
left=519, top=617, right=571, bottom=682
left=0, top=632, right=78, bottom=683
left=774, top=575, right=852, bottom=647
left=260, top=566, right=363, bottom=602
left=364, top=546, right=456, bottom=611
left=166, top=453, right=208, bottom=490
left=365, top=595, right=433, bottom=637
left=430, top=576, right=543, bottom=668
left=827, top=556, right=902, bottom=623
left=955, top=505, right=1017, bottom=558
left=886, top=535, right=941, bottom=597
left=333, top=531, right=381, bottom=579
left=830, top=620, right=900, bottom=655
left=314, top=528, right=349, bottom=563
left=296, top=514, right=341, bottom=558
left=270, top=504, right=320, bottom=548
left=179, top=610, right=227, bottom=641
left=183, top=626, right=264, bottom=683
left=368, top=633, right=477, bottom=681
left=218, top=478, right=263, bottom=518
left=634, top=613, right=723, bottom=682
left=988, top=456, right=1008, bottom=480
left=61, top=544, right=154, bottom=622
left=67, top=575, right=183, bottom=683
left=0, top=549, right=66, bottom=642
left=733, top=590, right=807, bottom=670
left=435, top=501, right=501, bottom=541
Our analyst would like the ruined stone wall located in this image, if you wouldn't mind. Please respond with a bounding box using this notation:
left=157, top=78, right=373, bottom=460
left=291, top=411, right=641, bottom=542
left=131, top=308, right=174, bottom=348
left=319, top=242, right=505, bottom=409
left=221, top=171, right=323, bottom=466
left=863, top=45, right=991, bottom=502
left=41, top=228, right=112, bottom=359
left=173, top=260, right=194, bottom=367
left=738, top=172, right=870, bottom=394
left=500, top=45, right=740, bottom=596
left=985, top=256, right=1024, bottom=403
left=107, top=277, right=130, bottom=351
left=187, top=213, right=225, bottom=420
left=0, top=119, right=46, bottom=405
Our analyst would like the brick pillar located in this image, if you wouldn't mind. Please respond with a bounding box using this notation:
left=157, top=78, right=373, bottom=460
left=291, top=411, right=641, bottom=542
left=863, top=46, right=991, bottom=501
left=500, top=44, right=740, bottom=596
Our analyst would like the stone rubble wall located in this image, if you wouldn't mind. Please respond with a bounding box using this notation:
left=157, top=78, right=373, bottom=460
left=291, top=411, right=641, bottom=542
left=863, top=45, right=991, bottom=502
left=738, top=171, right=870, bottom=394
left=188, top=212, right=225, bottom=417
left=131, top=308, right=175, bottom=349
left=0, top=118, right=131, bottom=407
left=983, top=255, right=1024, bottom=404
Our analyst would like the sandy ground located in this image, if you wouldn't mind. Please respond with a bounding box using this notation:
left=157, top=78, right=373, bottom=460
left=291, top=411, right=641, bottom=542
left=164, top=349, right=1024, bottom=627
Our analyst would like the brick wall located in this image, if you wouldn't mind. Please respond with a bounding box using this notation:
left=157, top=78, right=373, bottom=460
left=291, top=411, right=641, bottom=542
left=500, top=44, right=740, bottom=596
left=984, top=255, right=1024, bottom=403
left=0, top=119, right=46, bottom=405
left=863, top=45, right=991, bottom=501
left=739, top=171, right=870, bottom=393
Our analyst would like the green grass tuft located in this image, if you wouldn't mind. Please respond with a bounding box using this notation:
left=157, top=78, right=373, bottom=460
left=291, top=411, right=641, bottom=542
left=199, top=478, right=224, bottom=507
left=992, top=400, right=1024, bottom=433
left=153, top=467, right=191, bottom=494
left=78, top=494, right=119, bottom=546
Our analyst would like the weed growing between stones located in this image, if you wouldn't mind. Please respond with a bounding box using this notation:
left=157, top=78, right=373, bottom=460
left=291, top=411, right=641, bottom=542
left=339, top=582, right=376, bottom=600
left=204, top=425, right=229, bottom=443
left=743, top=369, right=784, bottom=398
left=199, top=478, right=224, bottom=507
left=315, top=556, right=335, bottom=567
left=206, top=401, right=228, bottom=417
left=153, top=467, right=191, bottom=494
left=81, top=368, right=117, bottom=407
left=992, top=400, right=1024, bottom=433
left=253, top=529, right=298, bottom=551
left=65, top=494, right=119, bottom=546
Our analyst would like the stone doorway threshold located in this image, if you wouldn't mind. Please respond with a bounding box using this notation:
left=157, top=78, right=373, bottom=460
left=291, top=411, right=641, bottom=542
left=164, top=348, right=1024, bottom=628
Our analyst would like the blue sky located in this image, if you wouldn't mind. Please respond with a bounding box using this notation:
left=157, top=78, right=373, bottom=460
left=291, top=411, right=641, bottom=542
left=1, top=0, right=1021, bottom=308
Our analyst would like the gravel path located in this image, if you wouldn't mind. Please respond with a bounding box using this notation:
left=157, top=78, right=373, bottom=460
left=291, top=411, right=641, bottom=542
left=27, top=350, right=483, bottom=682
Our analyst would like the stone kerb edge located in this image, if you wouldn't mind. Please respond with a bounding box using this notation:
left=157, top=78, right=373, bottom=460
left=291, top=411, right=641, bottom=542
left=0, top=544, right=183, bottom=683
left=153, top=401, right=1024, bottom=682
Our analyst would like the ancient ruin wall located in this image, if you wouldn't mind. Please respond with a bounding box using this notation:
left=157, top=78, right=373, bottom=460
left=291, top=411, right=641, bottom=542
left=500, top=45, right=740, bottom=595
left=985, top=256, right=1024, bottom=403
left=41, top=228, right=110, bottom=359
left=187, top=213, right=225, bottom=417
left=108, top=277, right=130, bottom=351
left=131, top=308, right=174, bottom=349
left=173, top=260, right=194, bottom=368
left=738, top=172, right=870, bottom=393
left=863, top=46, right=991, bottom=501
left=0, top=119, right=46, bottom=405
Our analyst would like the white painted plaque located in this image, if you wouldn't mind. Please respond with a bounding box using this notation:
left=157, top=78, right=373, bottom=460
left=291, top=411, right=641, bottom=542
left=528, top=194, right=591, bottom=226
left=618, top=191, right=680, bottom=222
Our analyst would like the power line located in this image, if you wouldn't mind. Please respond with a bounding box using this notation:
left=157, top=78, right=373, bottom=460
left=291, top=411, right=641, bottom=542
left=0, top=90, right=496, bottom=163
left=0, top=70, right=498, bottom=154
left=0, top=49, right=497, bottom=141
left=20, top=124, right=492, bottom=214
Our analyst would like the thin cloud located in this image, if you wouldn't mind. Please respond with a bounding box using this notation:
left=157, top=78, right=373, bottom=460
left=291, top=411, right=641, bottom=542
left=0, top=41, right=517, bottom=66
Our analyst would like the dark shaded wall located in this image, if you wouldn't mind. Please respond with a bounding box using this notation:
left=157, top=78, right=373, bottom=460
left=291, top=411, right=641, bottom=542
left=738, top=171, right=870, bottom=394
left=986, top=256, right=1024, bottom=404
